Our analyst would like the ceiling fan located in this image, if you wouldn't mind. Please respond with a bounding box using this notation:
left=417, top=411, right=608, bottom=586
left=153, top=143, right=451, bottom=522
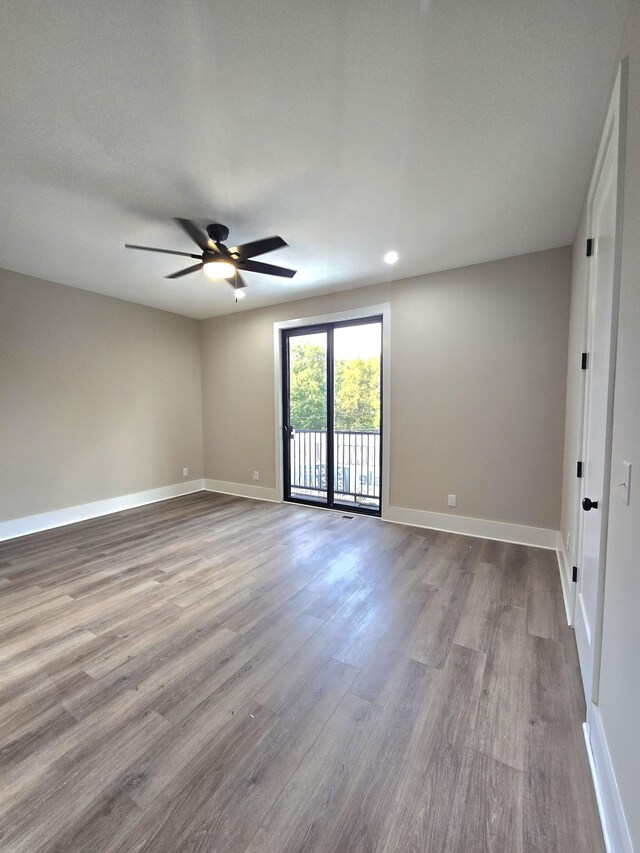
left=125, top=218, right=296, bottom=295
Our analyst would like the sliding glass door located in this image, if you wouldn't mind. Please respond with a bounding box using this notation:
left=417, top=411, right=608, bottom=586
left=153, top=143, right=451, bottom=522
left=282, top=316, right=382, bottom=516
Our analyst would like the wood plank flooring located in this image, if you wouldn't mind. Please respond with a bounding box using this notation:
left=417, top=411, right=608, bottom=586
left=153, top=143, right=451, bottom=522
left=0, top=492, right=604, bottom=852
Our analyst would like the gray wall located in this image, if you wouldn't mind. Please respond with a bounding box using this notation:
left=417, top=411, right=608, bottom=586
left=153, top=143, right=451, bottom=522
left=1, top=246, right=571, bottom=535
left=598, top=17, right=640, bottom=830
left=201, top=247, right=571, bottom=530
left=0, top=269, right=204, bottom=521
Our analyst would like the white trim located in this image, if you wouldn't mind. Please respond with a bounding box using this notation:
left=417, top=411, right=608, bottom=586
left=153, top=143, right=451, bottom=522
left=381, top=504, right=558, bottom=549
left=272, top=303, right=391, bottom=512
left=203, top=478, right=279, bottom=502
left=0, top=480, right=205, bottom=542
left=0, top=475, right=558, bottom=552
left=556, top=535, right=576, bottom=625
left=200, top=481, right=557, bottom=549
left=584, top=707, right=634, bottom=853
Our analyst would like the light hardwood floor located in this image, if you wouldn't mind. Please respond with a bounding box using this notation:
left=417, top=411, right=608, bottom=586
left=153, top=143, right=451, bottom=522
left=0, top=492, right=603, bottom=852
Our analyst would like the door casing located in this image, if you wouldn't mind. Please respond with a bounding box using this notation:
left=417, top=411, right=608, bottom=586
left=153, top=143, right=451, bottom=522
left=574, top=61, right=626, bottom=707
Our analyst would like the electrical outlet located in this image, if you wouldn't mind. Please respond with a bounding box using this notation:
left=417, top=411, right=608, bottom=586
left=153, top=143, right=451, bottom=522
left=447, top=494, right=457, bottom=507
left=253, top=470, right=260, bottom=481
left=182, top=467, right=189, bottom=478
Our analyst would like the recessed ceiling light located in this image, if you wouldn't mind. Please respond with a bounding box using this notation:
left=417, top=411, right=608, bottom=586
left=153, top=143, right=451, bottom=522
left=384, top=251, right=399, bottom=265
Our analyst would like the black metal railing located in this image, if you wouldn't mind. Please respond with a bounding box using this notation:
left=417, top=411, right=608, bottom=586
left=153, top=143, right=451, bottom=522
left=290, top=429, right=381, bottom=500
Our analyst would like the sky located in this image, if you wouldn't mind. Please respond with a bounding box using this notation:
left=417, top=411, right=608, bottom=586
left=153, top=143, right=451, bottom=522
left=291, top=321, right=381, bottom=361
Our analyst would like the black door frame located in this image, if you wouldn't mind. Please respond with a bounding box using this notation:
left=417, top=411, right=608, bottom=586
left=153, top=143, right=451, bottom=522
left=281, top=315, right=383, bottom=517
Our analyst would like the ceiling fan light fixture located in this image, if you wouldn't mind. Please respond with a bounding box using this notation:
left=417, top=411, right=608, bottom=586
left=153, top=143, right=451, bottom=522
left=203, top=259, right=236, bottom=280
left=126, top=219, right=296, bottom=286
left=384, top=251, right=399, bottom=265
left=234, top=289, right=246, bottom=300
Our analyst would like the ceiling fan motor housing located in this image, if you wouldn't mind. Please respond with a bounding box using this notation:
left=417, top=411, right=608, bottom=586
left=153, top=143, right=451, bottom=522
left=204, top=252, right=229, bottom=263
left=206, top=223, right=230, bottom=243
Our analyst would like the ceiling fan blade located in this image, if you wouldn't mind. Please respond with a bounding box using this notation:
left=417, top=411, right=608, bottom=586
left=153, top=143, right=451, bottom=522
left=174, top=218, right=219, bottom=253
left=165, top=263, right=203, bottom=279
left=125, top=244, right=201, bottom=259
left=238, top=259, right=296, bottom=278
left=230, top=236, right=287, bottom=259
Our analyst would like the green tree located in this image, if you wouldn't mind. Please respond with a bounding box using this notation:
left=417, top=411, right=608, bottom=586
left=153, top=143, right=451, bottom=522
left=289, top=342, right=327, bottom=429
left=289, top=342, right=380, bottom=432
left=335, top=357, right=380, bottom=430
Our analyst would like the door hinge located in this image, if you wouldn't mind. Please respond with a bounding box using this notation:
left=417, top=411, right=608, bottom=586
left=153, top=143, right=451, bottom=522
left=586, top=238, right=594, bottom=257
left=581, top=352, right=588, bottom=370
left=572, top=566, right=578, bottom=583
left=576, top=461, right=583, bottom=478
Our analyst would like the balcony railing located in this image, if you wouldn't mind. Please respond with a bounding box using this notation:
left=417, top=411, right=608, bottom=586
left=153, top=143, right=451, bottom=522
left=289, top=429, right=381, bottom=504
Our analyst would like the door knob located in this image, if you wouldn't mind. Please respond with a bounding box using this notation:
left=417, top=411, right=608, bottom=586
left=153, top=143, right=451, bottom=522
left=582, top=497, right=599, bottom=511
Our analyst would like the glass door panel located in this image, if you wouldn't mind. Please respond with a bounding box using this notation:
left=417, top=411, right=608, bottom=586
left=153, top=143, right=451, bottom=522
left=333, top=321, right=382, bottom=512
left=284, top=330, right=328, bottom=505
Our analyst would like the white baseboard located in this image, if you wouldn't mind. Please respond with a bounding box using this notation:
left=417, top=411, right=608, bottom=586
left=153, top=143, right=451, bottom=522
left=556, top=535, right=575, bottom=626
left=203, top=479, right=279, bottom=503
left=0, top=480, right=557, bottom=553
left=0, top=480, right=205, bottom=542
left=382, top=505, right=558, bottom=549
left=584, top=708, right=634, bottom=853
left=199, top=486, right=557, bottom=549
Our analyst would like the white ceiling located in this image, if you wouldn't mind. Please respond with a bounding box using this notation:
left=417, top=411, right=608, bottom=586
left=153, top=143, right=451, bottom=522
left=0, top=0, right=628, bottom=319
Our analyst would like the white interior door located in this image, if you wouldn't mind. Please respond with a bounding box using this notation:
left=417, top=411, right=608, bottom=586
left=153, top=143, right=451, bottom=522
left=575, top=66, right=624, bottom=705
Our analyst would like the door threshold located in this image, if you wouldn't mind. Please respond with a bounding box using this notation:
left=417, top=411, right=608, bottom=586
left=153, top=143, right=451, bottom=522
left=283, top=497, right=380, bottom=518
